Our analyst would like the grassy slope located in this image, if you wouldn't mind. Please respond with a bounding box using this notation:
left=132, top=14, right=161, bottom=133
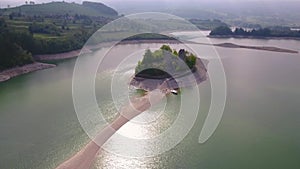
left=0, top=1, right=118, bottom=18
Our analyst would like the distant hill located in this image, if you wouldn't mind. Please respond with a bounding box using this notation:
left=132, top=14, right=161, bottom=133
left=0, top=1, right=118, bottom=18
left=110, top=0, right=300, bottom=27
left=82, top=1, right=118, bottom=17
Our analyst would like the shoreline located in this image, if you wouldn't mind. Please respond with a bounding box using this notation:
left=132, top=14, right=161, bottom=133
left=208, top=35, right=300, bottom=41
left=1, top=38, right=298, bottom=83
left=33, top=38, right=298, bottom=62
left=34, top=49, right=82, bottom=61
left=0, top=39, right=181, bottom=83
left=0, top=62, right=56, bottom=83
left=33, top=39, right=181, bottom=61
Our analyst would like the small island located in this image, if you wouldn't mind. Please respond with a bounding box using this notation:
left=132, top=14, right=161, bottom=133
left=130, top=45, right=208, bottom=91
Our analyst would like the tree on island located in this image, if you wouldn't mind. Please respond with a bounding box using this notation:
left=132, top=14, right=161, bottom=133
left=135, top=45, right=197, bottom=78
left=160, top=44, right=172, bottom=53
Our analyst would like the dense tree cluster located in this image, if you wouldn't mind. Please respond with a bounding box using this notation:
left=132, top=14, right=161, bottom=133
left=0, top=19, right=33, bottom=70
left=0, top=17, right=94, bottom=70
left=29, top=22, right=61, bottom=35
left=209, top=26, right=233, bottom=35
left=135, top=45, right=197, bottom=78
left=0, top=1, right=119, bottom=70
left=31, top=30, right=91, bottom=54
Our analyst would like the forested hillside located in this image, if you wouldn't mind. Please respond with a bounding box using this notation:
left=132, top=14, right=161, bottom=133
left=0, top=1, right=118, bottom=70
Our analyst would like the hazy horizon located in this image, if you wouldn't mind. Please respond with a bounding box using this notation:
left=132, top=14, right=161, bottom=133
left=2, top=0, right=300, bottom=8
left=2, top=0, right=300, bottom=26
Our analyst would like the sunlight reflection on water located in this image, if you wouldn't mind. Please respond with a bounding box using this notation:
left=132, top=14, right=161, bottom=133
left=93, top=59, right=181, bottom=168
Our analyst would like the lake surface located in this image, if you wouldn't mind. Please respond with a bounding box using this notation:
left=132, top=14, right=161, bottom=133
left=1, top=31, right=300, bottom=169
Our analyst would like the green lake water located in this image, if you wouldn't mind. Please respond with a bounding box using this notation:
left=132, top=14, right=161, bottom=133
left=0, top=32, right=300, bottom=169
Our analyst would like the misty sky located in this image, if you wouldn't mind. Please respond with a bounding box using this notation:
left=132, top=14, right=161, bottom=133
left=1, top=0, right=300, bottom=8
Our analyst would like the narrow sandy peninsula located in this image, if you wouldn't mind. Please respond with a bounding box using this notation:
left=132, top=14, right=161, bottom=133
left=214, top=42, right=299, bottom=53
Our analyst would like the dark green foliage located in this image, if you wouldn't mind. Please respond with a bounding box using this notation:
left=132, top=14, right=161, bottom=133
left=0, top=43, right=33, bottom=70
left=29, top=22, right=61, bottom=35
left=173, top=50, right=178, bottom=56
left=210, top=26, right=233, bottom=35
left=31, top=30, right=91, bottom=54
left=0, top=1, right=119, bottom=70
left=123, top=33, right=176, bottom=41
left=210, top=26, right=300, bottom=37
left=177, top=49, right=196, bottom=69
left=0, top=16, right=95, bottom=70
left=251, top=28, right=271, bottom=36
left=190, top=19, right=228, bottom=30
left=135, top=45, right=197, bottom=77
left=234, top=28, right=249, bottom=35
left=185, top=53, right=197, bottom=69
left=160, top=45, right=172, bottom=53
left=0, top=19, right=33, bottom=70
